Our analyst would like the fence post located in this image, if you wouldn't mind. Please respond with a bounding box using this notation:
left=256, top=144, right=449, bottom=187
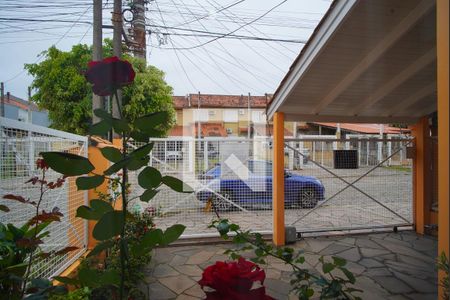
left=87, top=139, right=113, bottom=249
left=437, top=2, right=449, bottom=298
left=273, top=112, right=285, bottom=246
left=28, top=130, right=35, bottom=175
left=204, top=140, right=208, bottom=171
left=411, top=117, right=431, bottom=235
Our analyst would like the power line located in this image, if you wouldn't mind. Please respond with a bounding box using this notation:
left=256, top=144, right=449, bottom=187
left=167, top=0, right=274, bottom=91
left=158, top=0, right=287, bottom=51
left=153, top=0, right=198, bottom=91
left=147, top=25, right=306, bottom=44
left=0, top=17, right=92, bottom=25
left=167, top=0, right=259, bottom=93
left=2, top=5, right=93, bottom=83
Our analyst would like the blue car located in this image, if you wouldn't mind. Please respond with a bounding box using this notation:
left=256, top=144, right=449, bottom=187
left=197, top=160, right=325, bottom=211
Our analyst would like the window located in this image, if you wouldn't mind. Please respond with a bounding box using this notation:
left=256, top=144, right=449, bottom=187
left=252, top=111, right=265, bottom=123
left=193, top=109, right=209, bottom=122
left=249, top=161, right=272, bottom=176
left=224, top=110, right=238, bottom=122
left=17, top=109, right=29, bottom=122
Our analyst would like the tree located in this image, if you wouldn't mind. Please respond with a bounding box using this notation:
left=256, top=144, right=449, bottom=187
left=25, top=41, right=175, bottom=135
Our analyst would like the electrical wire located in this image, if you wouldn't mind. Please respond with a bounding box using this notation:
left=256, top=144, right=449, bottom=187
left=156, top=0, right=287, bottom=51
left=153, top=0, right=198, bottom=91
left=2, top=4, right=93, bottom=83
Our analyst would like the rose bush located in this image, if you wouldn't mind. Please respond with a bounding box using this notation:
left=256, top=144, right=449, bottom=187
left=199, top=257, right=274, bottom=300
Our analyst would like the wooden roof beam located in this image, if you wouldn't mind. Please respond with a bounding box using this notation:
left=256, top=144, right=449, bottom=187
left=351, top=47, right=436, bottom=116
left=311, top=0, right=436, bottom=115
left=384, top=82, right=436, bottom=116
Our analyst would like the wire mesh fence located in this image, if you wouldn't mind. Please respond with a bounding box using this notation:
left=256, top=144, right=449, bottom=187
left=127, top=135, right=413, bottom=237
left=285, top=137, right=413, bottom=233
left=0, top=117, right=88, bottom=279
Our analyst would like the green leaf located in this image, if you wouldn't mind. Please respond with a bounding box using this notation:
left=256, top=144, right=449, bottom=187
left=24, top=222, right=50, bottom=238
left=127, top=156, right=150, bottom=171
left=0, top=205, right=10, bottom=212
left=138, top=167, right=162, bottom=189
left=77, top=268, right=98, bottom=287
left=255, top=248, right=264, bottom=257
left=41, top=152, right=94, bottom=176
left=104, top=157, right=131, bottom=175
left=89, top=120, right=112, bottom=136
left=130, top=131, right=150, bottom=143
left=53, top=276, right=80, bottom=286
left=92, top=211, right=124, bottom=241
left=160, top=224, right=185, bottom=246
left=332, top=256, right=346, bottom=267
left=130, top=142, right=154, bottom=159
left=340, top=267, right=356, bottom=284
left=140, top=189, right=159, bottom=202
left=134, top=111, right=169, bottom=134
left=76, top=175, right=104, bottom=190
left=91, top=199, right=114, bottom=213
left=87, top=240, right=115, bottom=257
left=94, top=109, right=113, bottom=121
left=76, top=200, right=113, bottom=220
left=322, top=262, right=335, bottom=274
left=111, top=118, right=129, bottom=132
left=99, top=269, right=120, bottom=286
left=216, top=220, right=230, bottom=236
left=139, top=229, right=163, bottom=250
left=162, top=176, right=193, bottom=193
left=100, top=147, right=122, bottom=163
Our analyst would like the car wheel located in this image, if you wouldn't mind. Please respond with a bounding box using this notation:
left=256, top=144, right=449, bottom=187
left=213, top=190, right=234, bottom=212
left=299, top=189, right=318, bottom=208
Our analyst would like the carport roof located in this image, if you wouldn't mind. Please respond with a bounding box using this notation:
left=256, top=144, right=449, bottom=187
left=267, top=0, right=437, bottom=124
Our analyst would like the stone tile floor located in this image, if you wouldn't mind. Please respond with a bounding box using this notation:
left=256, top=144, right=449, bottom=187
left=142, top=231, right=438, bottom=300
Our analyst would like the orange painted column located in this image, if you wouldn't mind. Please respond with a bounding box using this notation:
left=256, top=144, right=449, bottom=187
left=273, top=112, right=285, bottom=246
left=87, top=145, right=110, bottom=249
left=411, top=117, right=431, bottom=235
left=437, top=0, right=449, bottom=298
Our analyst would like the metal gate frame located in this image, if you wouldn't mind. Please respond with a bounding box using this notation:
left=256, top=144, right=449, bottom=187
left=285, top=137, right=414, bottom=233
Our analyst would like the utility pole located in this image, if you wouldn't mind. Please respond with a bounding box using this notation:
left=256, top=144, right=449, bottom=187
left=112, top=0, right=123, bottom=121
left=197, top=92, right=201, bottom=141
left=132, top=0, right=146, bottom=61
left=0, top=82, right=4, bottom=118
left=93, top=0, right=103, bottom=124
left=247, top=93, right=251, bottom=139
left=28, top=87, right=32, bottom=123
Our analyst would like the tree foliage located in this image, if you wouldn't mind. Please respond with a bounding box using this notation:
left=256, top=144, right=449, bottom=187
left=25, top=40, right=175, bottom=135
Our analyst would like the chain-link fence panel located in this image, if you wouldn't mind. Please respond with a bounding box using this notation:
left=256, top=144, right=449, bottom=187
left=0, top=117, right=88, bottom=279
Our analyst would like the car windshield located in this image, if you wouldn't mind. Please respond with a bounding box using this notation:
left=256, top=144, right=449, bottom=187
left=249, top=161, right=272, bottom=176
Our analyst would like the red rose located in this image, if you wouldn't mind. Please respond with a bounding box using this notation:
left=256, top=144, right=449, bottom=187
left=199, top=258, right=274, bottom=300
left=85, top=56, right=135, bottom=96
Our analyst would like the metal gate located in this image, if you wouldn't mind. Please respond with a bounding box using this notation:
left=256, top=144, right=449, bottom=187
left=285, top=137, right=414, bottom=234
left=127, top=136, right=414, bottom=237
left=0, top=117, right=88, bottom=279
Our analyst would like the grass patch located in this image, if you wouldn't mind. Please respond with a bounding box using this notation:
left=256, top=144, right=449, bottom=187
left=383, top=165, right=412, bottom=172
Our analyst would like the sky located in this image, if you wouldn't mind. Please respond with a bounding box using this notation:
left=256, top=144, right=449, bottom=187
left=0, top=0, right=332, bottom=100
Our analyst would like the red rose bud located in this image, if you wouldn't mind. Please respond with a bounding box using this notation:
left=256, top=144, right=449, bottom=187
left=36, top=158, right=49, bottom=170
left=85, top=56, right=135, bottom=96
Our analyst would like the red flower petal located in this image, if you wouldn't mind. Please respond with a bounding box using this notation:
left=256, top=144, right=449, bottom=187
left=86, top=56, right=135, bottom=96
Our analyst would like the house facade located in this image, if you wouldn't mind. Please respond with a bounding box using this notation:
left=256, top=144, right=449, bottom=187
left=1, top=92, right=50, bottom=127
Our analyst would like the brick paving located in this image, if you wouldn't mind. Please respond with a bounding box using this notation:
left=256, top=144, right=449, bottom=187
left=141, top=231, right=438, bottom=300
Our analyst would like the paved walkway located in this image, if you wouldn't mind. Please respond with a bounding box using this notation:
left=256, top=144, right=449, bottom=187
left=142, top=231, right=438, bottom=300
